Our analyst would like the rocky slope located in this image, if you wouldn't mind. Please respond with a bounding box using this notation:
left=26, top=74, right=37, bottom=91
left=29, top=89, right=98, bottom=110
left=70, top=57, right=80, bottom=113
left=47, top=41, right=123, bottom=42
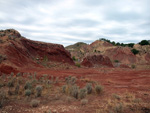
left=66, top=40, right=150, bottom=67
left=65, top=42, right=88, bottom=60
left=81, top=54, right=113, bottom=67
left=0, top=29, right=74, bottom=74
left=133, top=44, right=150, bottom=64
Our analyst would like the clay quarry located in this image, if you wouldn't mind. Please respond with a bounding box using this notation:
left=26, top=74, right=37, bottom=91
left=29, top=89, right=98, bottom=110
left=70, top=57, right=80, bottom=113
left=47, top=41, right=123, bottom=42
left=0, top=29, right=150, bottom=113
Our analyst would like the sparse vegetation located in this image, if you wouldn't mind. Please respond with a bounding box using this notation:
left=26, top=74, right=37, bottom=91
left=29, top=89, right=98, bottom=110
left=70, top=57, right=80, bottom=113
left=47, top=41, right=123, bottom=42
left=35, top=85, right=43, bottom=97
left=96, top=93, right=147, bottom=113
left=0, top=90, right=6, bottom=108
left=65, top=76, right=77, bottom=85
left=62, top=85, right=67, bottom=93
left=71, top=76, right=77, bottom=85
left=0, top=54, right=6, bottom=63
left=114, top=103, right=124, bottom=113
left=131, top=49, right=139, bottom=55
left=114, top=60, right=119, bottom=63
left=66, top=96, right=72, bottom=103
left=79, top=88, right=87, bottom=99
left=0, top=39, right=3, bottom=43
left=131, top=64, right=136, bottom=69
left=72, top=56, right=76, bottom=61
left=99, top=38, right=135, bottom=47
left=95, top=84, right=103, bottom=94
left=15, top=83, right=20, bottom=95
left=70, top=85, right=79, bottom=99
left=86, top=83, right=93, bottom=94
left=7, top=77, right=16, bottom=88
left=112, top=93, right=121, bottom=100
left=55, top=77, right=59, bottom=84
left=75, top=62, right=81, bottom=67
left=81, top=99, right=88, bottom=106
left=30, top=99, right=40, bottom=107
left=24, top=81, right=32, bottom=90
left=139, top=40, right=149, bottom=45
left=25, top=89, right=31, bottom=96
left=0, top=69, right=149, bottom=113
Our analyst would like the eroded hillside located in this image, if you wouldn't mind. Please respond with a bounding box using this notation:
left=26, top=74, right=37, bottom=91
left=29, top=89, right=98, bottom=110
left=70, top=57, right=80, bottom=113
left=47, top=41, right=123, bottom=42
left=0, top=29, right=74, bottom=74
left=66, top=40, right=150, bottom=68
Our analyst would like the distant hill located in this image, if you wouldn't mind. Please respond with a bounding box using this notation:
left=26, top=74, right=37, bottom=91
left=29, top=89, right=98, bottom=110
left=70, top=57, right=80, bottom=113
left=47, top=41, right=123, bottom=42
left=65, top=42, right=87, bottom=50
left=66, top=39, right=150, bottom=68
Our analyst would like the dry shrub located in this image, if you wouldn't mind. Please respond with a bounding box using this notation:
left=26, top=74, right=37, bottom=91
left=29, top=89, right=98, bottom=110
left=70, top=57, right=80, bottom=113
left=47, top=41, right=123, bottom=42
left=81, top=99, right=88, bottom=106
left=30, top=99, right=40, bottom=107
left=95, top=84, right=103, bottom=94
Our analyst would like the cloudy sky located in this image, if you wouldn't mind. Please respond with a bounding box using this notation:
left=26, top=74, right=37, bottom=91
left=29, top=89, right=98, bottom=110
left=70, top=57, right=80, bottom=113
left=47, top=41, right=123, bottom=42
left=0, top=0, right=150, bottom=46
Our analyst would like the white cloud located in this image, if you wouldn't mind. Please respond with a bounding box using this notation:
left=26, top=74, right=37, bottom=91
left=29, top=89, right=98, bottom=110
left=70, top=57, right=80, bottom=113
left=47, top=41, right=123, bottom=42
left=0, top=0, right=150, bottom=46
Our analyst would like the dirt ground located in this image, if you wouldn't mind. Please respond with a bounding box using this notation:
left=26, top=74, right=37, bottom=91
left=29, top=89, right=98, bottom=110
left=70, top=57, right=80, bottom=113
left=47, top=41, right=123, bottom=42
left=1, top=67, right=150, bottom=113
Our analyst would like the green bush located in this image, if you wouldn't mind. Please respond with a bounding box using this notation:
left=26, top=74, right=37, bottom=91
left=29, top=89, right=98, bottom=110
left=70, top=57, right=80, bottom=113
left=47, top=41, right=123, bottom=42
left=86, top=83, right=93, bottom=94
left=114, top=60, right=119, bottom=63
left=75, top=63, right=81, bottom=67
left=25, top=89, right=31, bottom=96
left=65, top=76, right=75, bottom=84
left=71, top=76, right=77, bottom=85
left=62, top=85, right=67, bottom=93
left=79, top=88, right=87, bottom=99
left=15, top=83, right=20, bottom=95
left=10, top=72, right=14, bottom=77
left=24, top=81, right=32, bottom=90
left=131, top=49, right=139, bottom=55
left=127, top=43, right=134, bottom=48
left=72, top=56, right=76, bottom=61
left=7, top=77, right=16, bottom=88
left=70, top=85, right=79, bottom=99
left=139, top=40, right=149, bottom=45
left=16, top=72, right=21, bottom=77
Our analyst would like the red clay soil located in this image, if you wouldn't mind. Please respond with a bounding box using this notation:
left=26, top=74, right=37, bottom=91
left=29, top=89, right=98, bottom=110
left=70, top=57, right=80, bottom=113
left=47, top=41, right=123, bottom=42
left=1, top=67, right=150, bottom=113
left=0, top=64, right=18, bottom=74
left=119, top=64, right=130, bottom=68
left=19, top=67, right=150, bottom=97
left=105, top=47, right=136, bottom=64
left=145, top=53, right=150, bottom=63
left=0, top=29, right=74, bottom=74
left=81, top=54, right=113, bottom=67
left=23, top=67, right=150, bottom=94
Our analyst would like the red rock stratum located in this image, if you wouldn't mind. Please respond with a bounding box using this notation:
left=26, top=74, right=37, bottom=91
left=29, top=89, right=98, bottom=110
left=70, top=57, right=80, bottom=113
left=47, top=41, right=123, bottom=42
left=81, top=54, right=113, bottom=67
left=0, top=29, right=74, bottom=74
